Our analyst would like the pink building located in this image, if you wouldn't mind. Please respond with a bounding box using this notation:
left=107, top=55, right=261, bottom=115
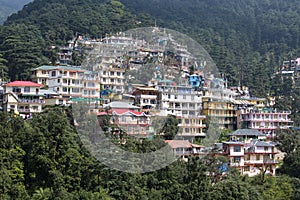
left=98, top=101, right=151, bottom=137
left=238, top=108, right=293, bottom=136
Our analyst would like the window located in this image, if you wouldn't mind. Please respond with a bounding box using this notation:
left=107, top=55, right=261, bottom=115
left=183, top=95, right=186, bottom=99
left=110, top=71, right=114, bottom=76
left=256, top=155, right=260, bottom=161
left=87, top=82, right=95, bottom=87
left=72, top=88, right=80, bottom=93
left=233, top=156, right=241, bottom=163
left=245, top=154, right=250, bottom=161
left=57, top=79, right=60, bottom=83
left=264, top=147, right=269, bottom=151
left=244, top=166, right=250, bottom=171
left=51, top=71, right=56, bottom=76
left=32, top=106, right=38, bottom=111
left=102, top=78, right=106, bottom=82
left=12, top=87, right=21, bottom=93
left=103, top=71, right=107, bottom=75
left=63, top=87, right=68, bottom=92
left=24, top=87, right=30, bottom=92
left=110, top=78, right=114, bottom=83
left=42, top=70, right=47, bottom=74
left=234, top=146, right=241, bottom=152
left=185, top=119, right=189, bottom=124
left=117, top=72, right=121, bottom=76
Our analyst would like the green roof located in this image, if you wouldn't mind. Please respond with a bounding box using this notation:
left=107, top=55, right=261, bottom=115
left=32, top=65, right=83, bottom=71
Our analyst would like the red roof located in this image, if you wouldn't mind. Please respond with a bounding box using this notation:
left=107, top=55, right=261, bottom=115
left=5, top=81, right=43, bottom=87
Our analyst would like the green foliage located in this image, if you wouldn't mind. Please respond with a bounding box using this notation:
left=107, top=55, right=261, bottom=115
left=159, top=115, right=179, bottom=140
left=0, top=23, right=48, bottom=80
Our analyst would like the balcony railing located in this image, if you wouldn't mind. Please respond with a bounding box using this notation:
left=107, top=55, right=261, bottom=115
left=244, top=160, right=278, bottom=164
left=19, top=99, right=45, bottom=104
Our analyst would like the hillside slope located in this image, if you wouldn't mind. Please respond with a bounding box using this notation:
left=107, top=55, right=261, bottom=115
left=1, top=0, right=300, bottom=96
left=0, top=0, right=32, bottom=24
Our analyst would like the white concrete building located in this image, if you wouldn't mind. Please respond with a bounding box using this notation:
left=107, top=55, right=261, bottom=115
left=2, top=81, right=45, bottom=117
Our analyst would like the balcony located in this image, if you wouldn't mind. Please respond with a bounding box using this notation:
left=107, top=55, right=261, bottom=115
left=178, top=123, right=206, bottom=128
left=178, top=132, right=206, bottom=137
left=141, top=95, right=157, bottom=99
left=244, top=160, right=278, bottom=165
left=19, top=99, right=45, bottom=104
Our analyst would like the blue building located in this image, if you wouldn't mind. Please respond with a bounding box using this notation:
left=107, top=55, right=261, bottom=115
left=189, top=74, right=203, bottom=88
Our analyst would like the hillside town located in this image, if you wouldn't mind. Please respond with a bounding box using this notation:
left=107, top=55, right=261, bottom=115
left=0, top=29, right=296, bottom=177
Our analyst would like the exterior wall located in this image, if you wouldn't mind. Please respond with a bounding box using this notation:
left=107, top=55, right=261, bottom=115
left=178, top=116, right=206, bottom=137
left=31, top=69, right=50, bottom=85
left=202, top=99, right=236, bottom=130
left=244, top=148, right=277, bottom=176
left=159, top=86, right=202, bottom=117
left=100, top=68, right=125, bottom=93
left=101, top=111, right=151, bottom=137
left=239, top=110, right=293, bottom=134
left=222, top=141, right=278, bottom=177
left=48, top=69, right=100, bottom=99
left=3, top=85, right=45, bottom=114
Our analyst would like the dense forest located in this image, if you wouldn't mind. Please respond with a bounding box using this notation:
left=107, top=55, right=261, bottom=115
left=1, top=0, right=300, bottom=199
left=1, top=106, right=300, bottom=199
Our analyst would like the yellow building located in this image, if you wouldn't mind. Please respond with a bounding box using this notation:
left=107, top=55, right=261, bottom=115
left=202, top=87, right=237, bottom=130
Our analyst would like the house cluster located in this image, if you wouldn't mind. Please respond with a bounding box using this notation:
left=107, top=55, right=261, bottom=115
left=166, top=129, right=278, bottom=176
left=276, top=57, right=300, bottom=83
left=0, top=29, right=294, bottom=176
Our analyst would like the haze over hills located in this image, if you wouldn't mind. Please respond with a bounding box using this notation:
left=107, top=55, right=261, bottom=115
left=0, top=0, right=32, bottom=24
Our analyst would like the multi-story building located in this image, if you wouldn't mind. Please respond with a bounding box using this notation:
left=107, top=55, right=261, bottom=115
left=132, top=86, right=159, bottom=111
left=58, top=40, right=74, bottom=65
left=47, top=66, right=101, bottom=101
left=201, top=76, right=238, bottom=130
left=202, top=88, right=237, bottom=130
left=244, top=140, right=277, bottom=176
left=157, top=82, right=206, bottom=140
left=2, top=81, right=45, bottom=117
left=98, top=101, right=151, bottom=138
left=220, top=135, right=278, bottom=176
left=238, top=108, right=293, bottom=136
left=100, top=66, right=126, bottom=95
left=31, top=65, right=58, bottom=86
